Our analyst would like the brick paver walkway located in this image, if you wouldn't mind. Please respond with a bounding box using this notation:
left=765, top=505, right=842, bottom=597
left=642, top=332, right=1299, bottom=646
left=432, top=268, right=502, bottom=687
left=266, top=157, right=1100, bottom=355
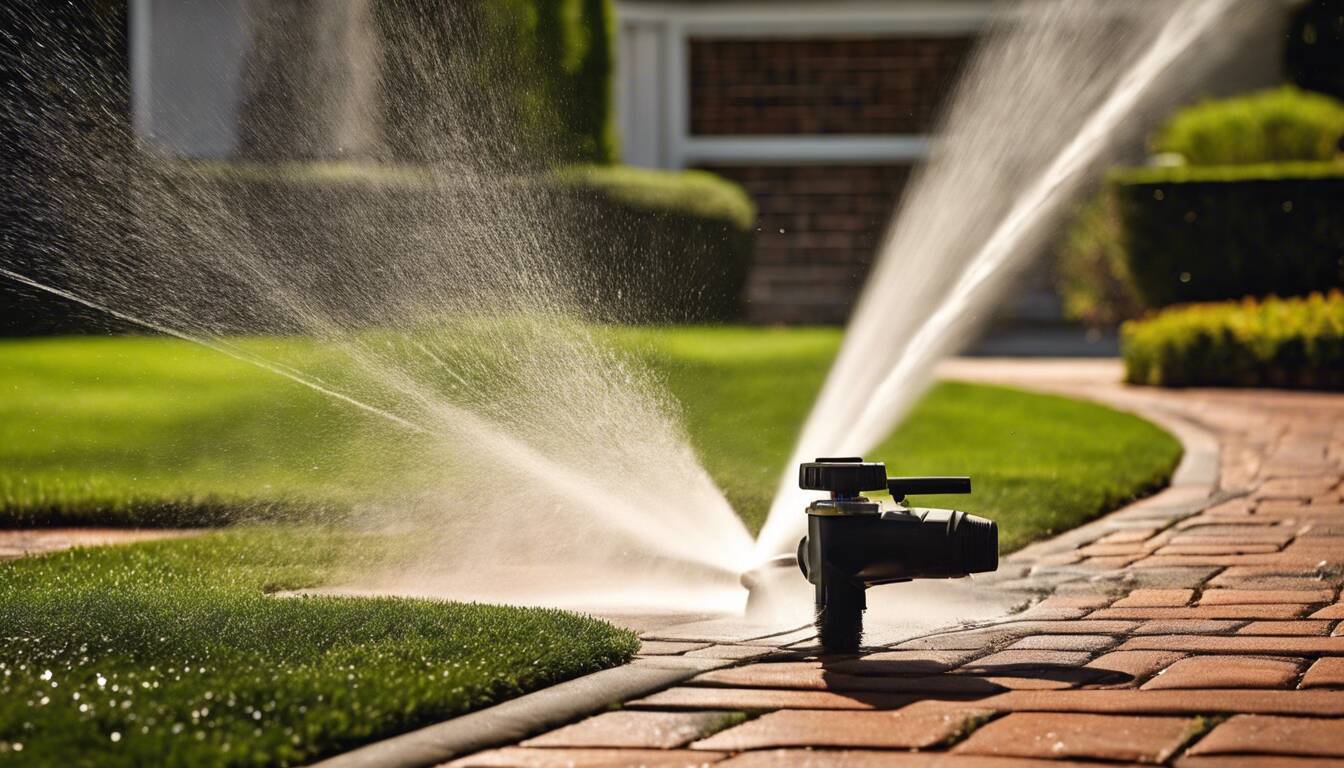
left=448, top=361, right=1344, bottom=768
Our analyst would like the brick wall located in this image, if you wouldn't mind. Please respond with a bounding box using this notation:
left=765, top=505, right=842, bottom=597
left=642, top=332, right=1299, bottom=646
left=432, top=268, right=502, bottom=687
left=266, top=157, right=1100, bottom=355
left=704, top=164, right=912, bottom=324
left=686, top=34, right=971, bottom=322
left=689, top=36, right=971, bottom=136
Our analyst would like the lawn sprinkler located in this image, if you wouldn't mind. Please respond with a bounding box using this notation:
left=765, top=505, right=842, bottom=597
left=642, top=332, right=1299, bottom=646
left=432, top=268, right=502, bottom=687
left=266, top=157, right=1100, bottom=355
left=793, top=457, right=998, bottom=651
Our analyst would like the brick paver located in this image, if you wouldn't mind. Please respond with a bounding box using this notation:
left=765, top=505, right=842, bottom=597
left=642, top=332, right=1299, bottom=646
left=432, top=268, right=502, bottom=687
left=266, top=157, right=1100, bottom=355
left=1140, top=656, right=1304, bottom=690
left=690, top=705, right=993, bottom=751
left=521, top=711, right=738, bottom=749
left=952, top=712, right=1194, bottom=763
left=445, top=363, right=1344, bottom=767
left=1300, top=657, right=1344, bottom=688
left=1187, top=714, right=1344, bottom=758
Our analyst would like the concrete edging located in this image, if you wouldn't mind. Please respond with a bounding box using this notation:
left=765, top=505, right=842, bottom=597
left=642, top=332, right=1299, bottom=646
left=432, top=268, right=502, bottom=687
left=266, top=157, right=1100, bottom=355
left=307, top=656, right=730, bottom=768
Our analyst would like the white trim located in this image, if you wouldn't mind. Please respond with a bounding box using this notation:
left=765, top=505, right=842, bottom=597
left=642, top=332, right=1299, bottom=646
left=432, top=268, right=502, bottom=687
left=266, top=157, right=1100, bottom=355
left=681, top=136, right=930, bottom=166
left=129, top=0, right=153, bottom=141
left=619, top=1, right=992, bottom=35
left=663, top=19, right=687, bottom=169
left=614, top=1, right=987, bottom=169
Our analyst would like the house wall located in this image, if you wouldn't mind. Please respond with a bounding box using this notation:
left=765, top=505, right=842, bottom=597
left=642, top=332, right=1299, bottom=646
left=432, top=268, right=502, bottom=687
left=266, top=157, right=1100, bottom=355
left=615, top=0, right=1299, bottom=325
left=707, top=164, right=910, bottom=323
left=686, top=32, right=969, bottom=321
left=615, top=2, right=987, bottom=323
left=689, top=37, right=970, bottom=136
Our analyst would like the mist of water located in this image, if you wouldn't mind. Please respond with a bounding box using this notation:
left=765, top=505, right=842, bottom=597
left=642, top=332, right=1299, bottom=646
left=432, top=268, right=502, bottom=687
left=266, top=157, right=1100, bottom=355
left=3, top=0, right=1271, bottom=617
left=2, top=3, right=753, bottom=611
left=755, top=0, right=1272, bottom=561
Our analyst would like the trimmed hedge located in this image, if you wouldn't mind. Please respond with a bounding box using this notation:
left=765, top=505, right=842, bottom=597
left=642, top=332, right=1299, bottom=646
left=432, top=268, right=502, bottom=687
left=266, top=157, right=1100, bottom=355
left=552, top=165, right=756, bottom=321
left=1150, top=86, right=1344, bottom=166
left=1, top=161, right=755, bottom=333
left=1123, top=291, right=1344, bottom=389
left=1113, top=162, right=1344, bottom=309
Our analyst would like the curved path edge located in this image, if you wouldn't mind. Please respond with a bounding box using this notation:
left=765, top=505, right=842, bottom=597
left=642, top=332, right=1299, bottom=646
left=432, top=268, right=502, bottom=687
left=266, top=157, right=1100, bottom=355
left=313, top=359, right=1262, bottom=768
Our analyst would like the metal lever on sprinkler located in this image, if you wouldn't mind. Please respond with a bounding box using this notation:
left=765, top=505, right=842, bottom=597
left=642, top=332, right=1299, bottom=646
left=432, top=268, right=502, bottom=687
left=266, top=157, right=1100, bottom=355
left=796, top=457, right=998, bottom=652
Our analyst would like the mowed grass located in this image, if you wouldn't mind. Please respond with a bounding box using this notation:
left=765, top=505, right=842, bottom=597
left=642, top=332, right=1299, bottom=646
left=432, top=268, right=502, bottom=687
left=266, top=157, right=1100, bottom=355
left=0, top=528, right=638, bottom=766
left=0, top=329, right=1182, bottom=549
left=613, top=327, right=1181, bottom=550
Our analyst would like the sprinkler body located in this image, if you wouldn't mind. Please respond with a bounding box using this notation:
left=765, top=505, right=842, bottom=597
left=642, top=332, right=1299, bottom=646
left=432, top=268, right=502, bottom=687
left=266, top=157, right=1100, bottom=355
left=797, top=457, right=998, bottom=651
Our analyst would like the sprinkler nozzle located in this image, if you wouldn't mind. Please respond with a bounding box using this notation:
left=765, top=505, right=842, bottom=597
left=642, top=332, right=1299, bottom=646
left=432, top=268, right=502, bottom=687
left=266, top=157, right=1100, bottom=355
left=797, top=457, right=998, bottom=652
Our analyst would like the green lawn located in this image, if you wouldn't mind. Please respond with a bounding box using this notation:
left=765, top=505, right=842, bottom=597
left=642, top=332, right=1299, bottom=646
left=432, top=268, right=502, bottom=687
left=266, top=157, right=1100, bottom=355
left=0, top=329, right=1182, bottom=549
left=0, top=329, right=1181, bottom=765
left=613, top=327, right=1182, bottom=549
left=0, top=529, right=637, bottom=767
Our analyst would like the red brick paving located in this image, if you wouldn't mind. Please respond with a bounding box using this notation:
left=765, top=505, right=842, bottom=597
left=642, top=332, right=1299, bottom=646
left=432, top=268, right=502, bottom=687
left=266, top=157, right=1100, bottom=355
left=1186, top=714, right=1344, bottom=758
left=1139, top=656, right=1304, bottom=690
left=1300, top=657, right=1344, bottom=688
left=1117, top=636, right=1344, bottom=655
left=952, top=712, right=1194, bottom=763
left=1200, top=589, right=1333, bottom=605
left=1115, top=589, right=1197, bottom=607
left=451, top=373, right=1344, bottom=767
left=718, top=752, right=1135, bottom=767
left=690, top=705, right=993, bottom=751
left=521, top=712, right=737, bottom=750
left=1236, top=621, right=1333, bottom=635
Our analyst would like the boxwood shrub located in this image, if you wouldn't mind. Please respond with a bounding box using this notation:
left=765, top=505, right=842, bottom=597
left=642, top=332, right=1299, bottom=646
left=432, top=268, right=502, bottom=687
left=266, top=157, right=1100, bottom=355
left=1150, top=86, right=1344, bottom=165
left=0, top=161, right=756, bottom=334
left=1113, top=162, right=1344, bottom=309
left=1122, top=291, right=1344, bottom=389
left=551, top=165, right=756, bottom=322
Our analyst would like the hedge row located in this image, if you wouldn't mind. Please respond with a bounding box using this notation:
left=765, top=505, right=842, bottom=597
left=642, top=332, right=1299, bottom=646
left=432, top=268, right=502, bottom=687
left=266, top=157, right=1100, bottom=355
left=1150, top=86, right=1344, bottom=166
left=1114, top=162, right=1344, bottom=309
left=1058, top=86, right=1344, bottom=327
left=1123, top=291, right=1344, bottom=389
left=551, top=165, right=756, bottom=321
left=0, top=161, right=755, bottom=333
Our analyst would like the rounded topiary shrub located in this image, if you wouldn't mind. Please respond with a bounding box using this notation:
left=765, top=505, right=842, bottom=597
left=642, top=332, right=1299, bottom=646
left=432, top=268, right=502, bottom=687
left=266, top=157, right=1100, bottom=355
left=1150, top=86, right=1344, bottom=166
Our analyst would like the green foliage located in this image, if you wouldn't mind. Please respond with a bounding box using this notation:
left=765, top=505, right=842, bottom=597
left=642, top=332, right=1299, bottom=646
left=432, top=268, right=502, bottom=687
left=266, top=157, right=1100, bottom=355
left=1151, top=86, right=1344, bottom=165
left=619, top=327, right=1179, bottom=548
left=553, top=166, right=757, bottom=321
left=1123, top=291, right=1344, bottom=389
left=1055, top=190, right=1145, bottom=327
left=1287, top=0, right=1344, bottom=101
left=1113, top=162, right=1344, bottom=309
left=554, top=165, right=756, bottom=231
left=1, top=330, right=1180, bottom=550
left=0, top=159, right=756, bottom=334
left=482, top=0, right=615, bottom=163
left=0, top=528, right=638, bottom=767
left=366, top=0, right=614, bottom=165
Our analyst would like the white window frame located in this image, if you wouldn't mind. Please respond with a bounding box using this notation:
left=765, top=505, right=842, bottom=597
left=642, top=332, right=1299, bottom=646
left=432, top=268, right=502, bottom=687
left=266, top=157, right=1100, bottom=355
left=614, top=1, right=993, bottom=169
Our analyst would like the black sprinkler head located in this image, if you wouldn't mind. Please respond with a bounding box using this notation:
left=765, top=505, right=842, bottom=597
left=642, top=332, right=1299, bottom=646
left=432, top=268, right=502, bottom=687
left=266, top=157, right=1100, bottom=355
left=797, top=457, right=998, bottom=652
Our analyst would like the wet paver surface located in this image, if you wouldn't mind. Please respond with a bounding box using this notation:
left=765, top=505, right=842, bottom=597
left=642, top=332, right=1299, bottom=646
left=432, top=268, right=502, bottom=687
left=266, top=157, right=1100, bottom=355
left=449, top=360, right=1344, bottom=768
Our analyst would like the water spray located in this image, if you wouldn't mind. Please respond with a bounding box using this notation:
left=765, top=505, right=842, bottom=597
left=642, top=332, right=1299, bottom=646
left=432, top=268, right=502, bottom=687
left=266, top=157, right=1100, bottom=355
left=748, top=457, right=997, bottom=651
